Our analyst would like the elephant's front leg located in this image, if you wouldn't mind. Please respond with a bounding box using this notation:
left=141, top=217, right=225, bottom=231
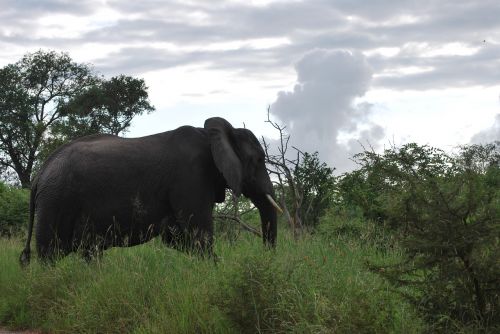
left=184, top=208, right=215, bottom=256
left=163, top=199, right=216, bottom=257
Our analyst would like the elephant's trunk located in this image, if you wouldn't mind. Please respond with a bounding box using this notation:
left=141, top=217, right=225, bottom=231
left=252, top=194, right=278, bottom=247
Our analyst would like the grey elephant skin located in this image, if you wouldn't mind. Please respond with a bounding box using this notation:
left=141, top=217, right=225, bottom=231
left=19, top=117, right=279, bottom=265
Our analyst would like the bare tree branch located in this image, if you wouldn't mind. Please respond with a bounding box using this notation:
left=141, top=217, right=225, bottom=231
left=214, top=214, right=262, bottom=237
left=262, top=106, right=304, bottom=237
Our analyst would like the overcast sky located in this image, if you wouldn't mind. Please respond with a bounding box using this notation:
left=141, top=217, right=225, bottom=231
left=1, top=0, right=499, bottom=172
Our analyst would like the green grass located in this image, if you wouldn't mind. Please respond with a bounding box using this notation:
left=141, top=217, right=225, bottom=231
left=0, top=227, right=424, bottom=333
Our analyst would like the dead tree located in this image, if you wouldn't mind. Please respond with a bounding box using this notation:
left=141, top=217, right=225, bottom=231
left=261, top=107, right=304, bottom=238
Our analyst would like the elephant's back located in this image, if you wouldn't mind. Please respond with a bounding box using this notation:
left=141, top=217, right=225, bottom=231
left=34, top=127, right=211, bottom=200
left=35, top=135, right=154, bottom=198
left=36, top=134, right=125, bottom=181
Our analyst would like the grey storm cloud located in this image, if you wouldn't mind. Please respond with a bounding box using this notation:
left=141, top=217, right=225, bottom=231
left=372, top=44, right=500, bottom=90
left=270, top=49, right=384, bottom=172
left=2, top=0, right=500, bottom=89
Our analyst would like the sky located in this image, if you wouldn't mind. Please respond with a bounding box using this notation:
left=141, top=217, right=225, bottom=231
left=1, top=0, right=499, bottom=172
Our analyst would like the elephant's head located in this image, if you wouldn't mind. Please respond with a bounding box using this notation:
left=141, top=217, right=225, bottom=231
left=204, top=117, right=281, bottom=247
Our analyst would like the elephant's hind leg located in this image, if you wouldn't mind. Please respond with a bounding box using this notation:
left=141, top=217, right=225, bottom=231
left=35, top=232, right=70, bottom=264
left=35, top=209, right=74, bottom=263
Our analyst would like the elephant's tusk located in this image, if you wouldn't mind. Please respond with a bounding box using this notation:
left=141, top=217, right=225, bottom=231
left=266, top=194, right=283, bottom=214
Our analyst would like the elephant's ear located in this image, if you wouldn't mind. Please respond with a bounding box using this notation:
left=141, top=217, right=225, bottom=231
left=204, top=117, right=243, bottom=196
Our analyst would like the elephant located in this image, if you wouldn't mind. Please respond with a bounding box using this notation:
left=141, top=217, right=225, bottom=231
left=19, top=117, right=281, bottom=265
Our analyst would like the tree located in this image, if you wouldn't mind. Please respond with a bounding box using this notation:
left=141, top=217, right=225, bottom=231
left=0, top=51, right=96, bottom=187
left=0, top=50, right=154, bottom=187
left=262, top=109, right=304, bottom=237
left=38, top=75, right=154, bottom=163
left=293, top=152, right=335, bottom=228
left=59, top=75, right=154, bottom=137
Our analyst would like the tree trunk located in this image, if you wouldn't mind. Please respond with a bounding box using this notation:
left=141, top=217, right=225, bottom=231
left=461, top=254, right=485, bottom=320
left=17, top=169, right=31, bottom=188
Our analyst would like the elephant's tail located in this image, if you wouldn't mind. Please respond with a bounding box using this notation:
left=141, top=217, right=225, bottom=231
left=19, top=182, right=36, bottom=267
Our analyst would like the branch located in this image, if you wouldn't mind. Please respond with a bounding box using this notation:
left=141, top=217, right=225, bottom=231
left=214, top=214, right=262, bottom=237
left=240, top=206, right=257, bottom=216
left=0, top=159, right=15, bottom=169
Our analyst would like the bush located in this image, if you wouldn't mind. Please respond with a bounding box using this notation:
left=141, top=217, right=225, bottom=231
left=317, top=207, right=396, bottom=253
left=0, top=181, right=29, bottom=237
left=339, top=142, right=500, bottom=331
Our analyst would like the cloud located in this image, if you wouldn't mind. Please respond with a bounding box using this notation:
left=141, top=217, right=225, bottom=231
left=470, top=113, right=500, bottom=144
left=1, top=0, right=498, bottom=170
left=2, top=0, right=500, bottom=91
left=270, top=49, right=384, bottom=172
left=372, top=44, right=500, bottom=90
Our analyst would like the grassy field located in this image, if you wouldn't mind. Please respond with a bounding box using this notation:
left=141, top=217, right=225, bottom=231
left=0, top=224, right=424, bottom=333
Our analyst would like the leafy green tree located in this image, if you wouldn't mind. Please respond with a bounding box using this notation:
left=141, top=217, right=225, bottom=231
left=38, top=75, right=154, bottom=163
left=0, top=50, right=96, bottom=187
left=58, top=75, right=154, bottom=137
left=337, top=160, right=390, bottom=223
left=0, top=50, right=154, bottom=187
left=293, top=152, right=335, bottom=228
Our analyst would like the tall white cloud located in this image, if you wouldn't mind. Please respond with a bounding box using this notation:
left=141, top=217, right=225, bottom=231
left=471, top=113, right=500, bottom=144
left=270, top=49, right=383, bottom=172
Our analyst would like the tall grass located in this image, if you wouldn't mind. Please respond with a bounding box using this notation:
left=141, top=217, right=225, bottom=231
left=0, top=227, right=424, bottom=333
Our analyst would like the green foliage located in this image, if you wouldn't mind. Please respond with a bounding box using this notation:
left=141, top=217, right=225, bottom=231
left=337, top=167, right=388, bottom=223
left=59, top=74, right=155, bottom=137
left=317, top=207, right=396, bottom=253
left=0, top=182, right=29, bottom=237
left=338, top=142, right=500, bottom=331
left=0, top=50, right=154, bottom=187
left=37, top=75, right=155, bottom=165
left=293, top=151, right=336, bottom=228
left=0, top=50, right=97, bottom=187
left=0, top=230, right=423, bottom=333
